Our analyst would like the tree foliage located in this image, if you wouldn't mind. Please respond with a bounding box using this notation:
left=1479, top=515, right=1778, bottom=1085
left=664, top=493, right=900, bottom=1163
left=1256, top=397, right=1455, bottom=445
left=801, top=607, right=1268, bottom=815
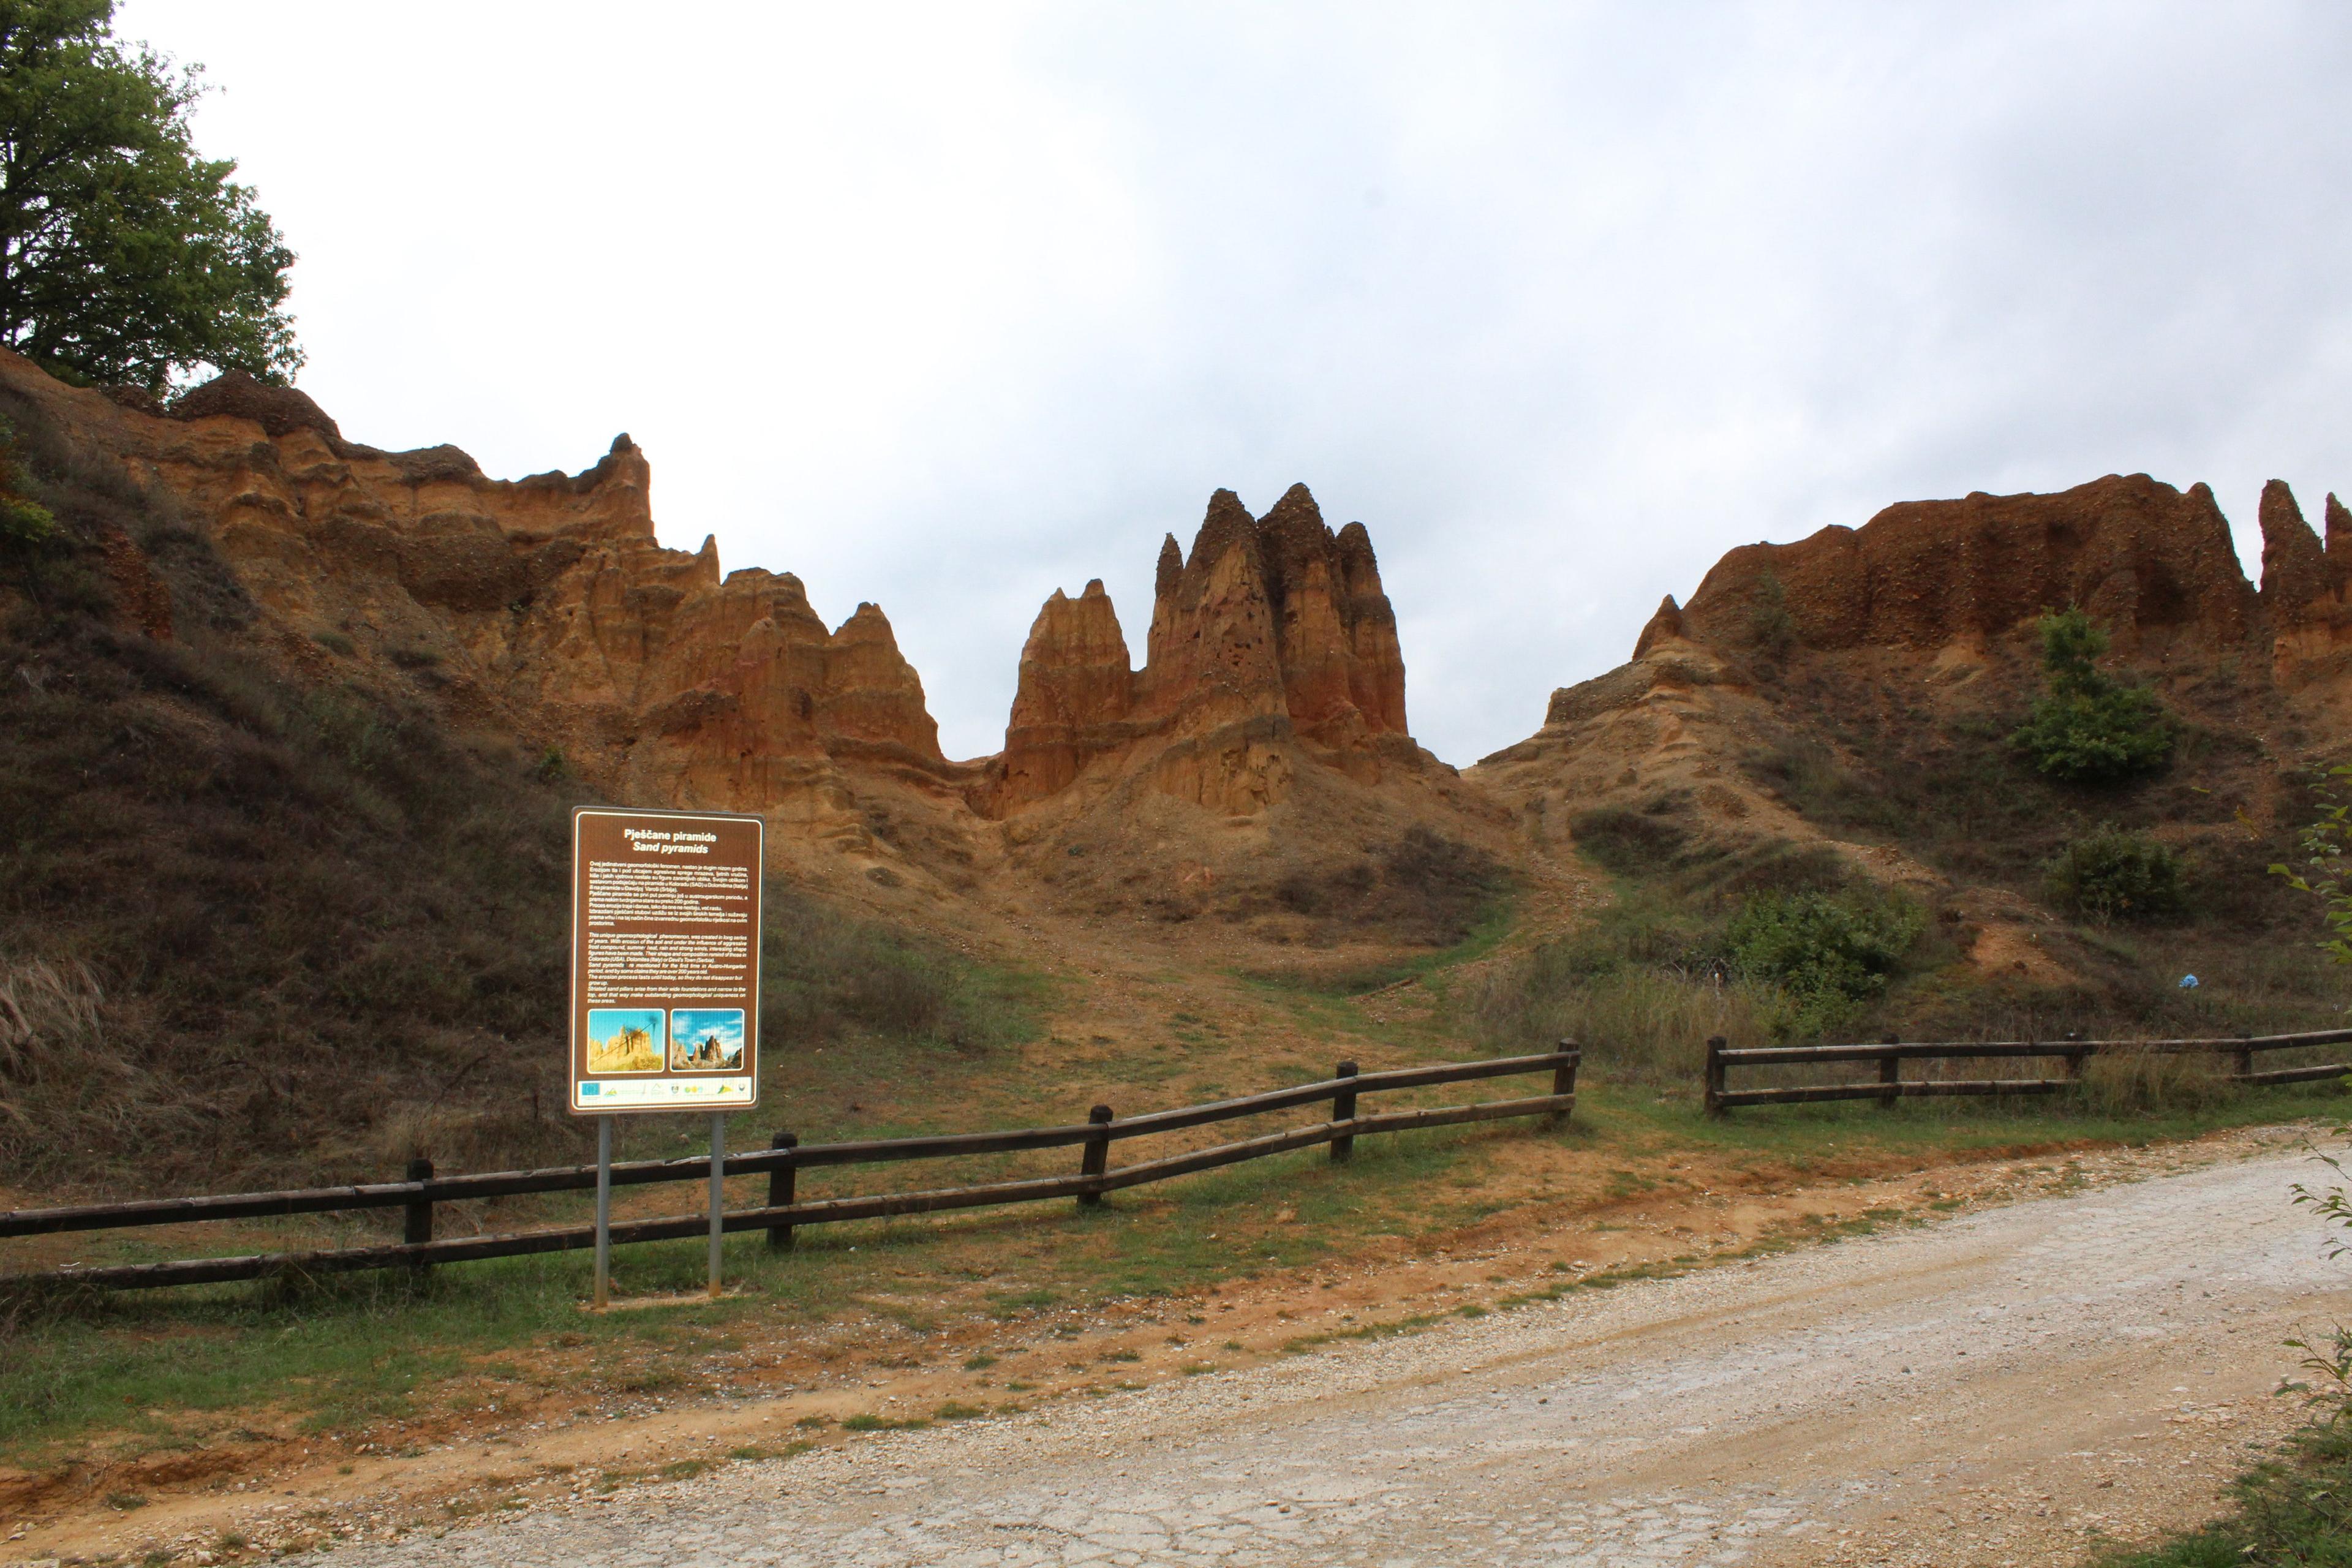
left=2045, top=823, right=2187, bottom=922
left=0, top=0, right=299, bottom=393
left=2010, top=606, right=2173, bottom=783
left=1726, top=888, right=1923, bottom=1038
left=2271, top=769, right=2352, bottom=1433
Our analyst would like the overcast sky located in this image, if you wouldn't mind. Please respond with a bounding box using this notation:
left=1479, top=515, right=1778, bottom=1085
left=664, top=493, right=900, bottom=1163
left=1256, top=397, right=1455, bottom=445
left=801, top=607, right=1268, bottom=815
left=118, top=2, right=2352, bottom=765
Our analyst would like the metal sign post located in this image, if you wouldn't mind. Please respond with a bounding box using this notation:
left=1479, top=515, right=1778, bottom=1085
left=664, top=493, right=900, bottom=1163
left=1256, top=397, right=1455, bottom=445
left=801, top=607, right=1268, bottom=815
left=708, top=1111, right=726, bottom=1297
left=565, top=806, right=763, bottom=1306
left=594, top=1115, right=613, bottom=1309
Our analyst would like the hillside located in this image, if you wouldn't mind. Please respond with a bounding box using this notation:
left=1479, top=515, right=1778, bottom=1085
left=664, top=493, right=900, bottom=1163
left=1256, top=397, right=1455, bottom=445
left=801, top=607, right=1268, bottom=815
left=1470, top=472, right=2350, bottom=1055
left=5, top=341, right=2351, bottom=1196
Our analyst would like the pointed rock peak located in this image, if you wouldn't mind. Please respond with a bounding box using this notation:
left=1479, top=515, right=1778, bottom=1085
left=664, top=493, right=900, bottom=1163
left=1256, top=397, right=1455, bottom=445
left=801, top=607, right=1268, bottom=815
left=1634, top=595, right=1687, bottom=659
left=2328, top=494, right=2352, bottom=557
left=1192, top=488, right=1261, bottom=570
left=1046, top=587, right=1070, bottom=606
left=834, top=601, right=896, bottom=639
left=2262, top=478, right=2312, bottom=533
left=1156, top=533, right=1184, bottom=598
left=2261, top=479, right=2328, bottom=612
left=1082, top=578, right=1107, bottom=598
left=610, top=432, right=636, bottom=453
left=1335, top=520, right=1379, bottom=567
left=1203, top=488, right=1253, bottom=529
left=1259, top=482, right=1324, bottom=529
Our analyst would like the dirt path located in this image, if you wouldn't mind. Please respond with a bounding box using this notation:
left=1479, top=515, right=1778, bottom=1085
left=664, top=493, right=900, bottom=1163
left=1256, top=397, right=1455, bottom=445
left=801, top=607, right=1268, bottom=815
left=235, top=1144, right=2347, bottom=1568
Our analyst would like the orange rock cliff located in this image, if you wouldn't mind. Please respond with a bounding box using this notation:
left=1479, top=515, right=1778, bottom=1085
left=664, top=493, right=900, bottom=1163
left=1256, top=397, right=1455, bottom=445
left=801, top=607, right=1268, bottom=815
left=4, top=355, right=1443, bottom=876
left=995, top=483, right=1414, bottom=815
left=32, top=344, right=2352, bottom=905
left=1615, top=472, right=2352, bottom=696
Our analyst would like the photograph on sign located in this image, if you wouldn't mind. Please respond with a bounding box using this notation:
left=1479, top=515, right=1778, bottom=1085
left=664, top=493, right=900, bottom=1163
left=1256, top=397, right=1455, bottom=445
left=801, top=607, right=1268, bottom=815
left=586, top=1008, right=665, bottom=1074
left=670, top=1008, right=746, bottom=1070
left=569, top=807, right=764, bottom=1114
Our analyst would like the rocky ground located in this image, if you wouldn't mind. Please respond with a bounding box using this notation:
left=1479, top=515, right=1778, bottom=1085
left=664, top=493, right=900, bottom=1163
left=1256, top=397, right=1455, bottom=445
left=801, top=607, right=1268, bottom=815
left=49, top=1135, right=2328, bottom=1568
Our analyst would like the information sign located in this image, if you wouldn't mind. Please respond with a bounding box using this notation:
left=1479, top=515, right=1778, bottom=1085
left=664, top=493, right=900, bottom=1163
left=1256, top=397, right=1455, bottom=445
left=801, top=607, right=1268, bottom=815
left=568, top=807, right=763, bottom=1114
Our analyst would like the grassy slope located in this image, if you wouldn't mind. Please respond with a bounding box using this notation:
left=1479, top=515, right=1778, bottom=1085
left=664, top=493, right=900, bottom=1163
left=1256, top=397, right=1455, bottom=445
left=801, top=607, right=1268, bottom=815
left=0, top=382, right=1047, bottom=1196
left=1479, top=644, right=2351, bottom=1082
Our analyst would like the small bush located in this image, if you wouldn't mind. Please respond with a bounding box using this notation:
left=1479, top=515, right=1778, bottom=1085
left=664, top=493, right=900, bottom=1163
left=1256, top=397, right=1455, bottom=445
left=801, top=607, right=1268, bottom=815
left=0, top=418, right=55, bottom=559
left=1748, top=570, right=1796, bottom=658
left=2011, top=608, right=2173, bottom=783
left=2045, top=824, right=2187, bottom=922
left=1567, top=807, right=1686, bottom=876
left=1727, top=888, right=1924, bottom=1038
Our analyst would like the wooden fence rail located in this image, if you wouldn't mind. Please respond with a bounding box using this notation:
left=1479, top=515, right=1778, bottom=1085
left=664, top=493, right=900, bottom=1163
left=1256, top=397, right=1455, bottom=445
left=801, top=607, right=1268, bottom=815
left=1704, top=1028, right=2352, bottom=1114
left=0, top=1047, right=1579, bottom=1293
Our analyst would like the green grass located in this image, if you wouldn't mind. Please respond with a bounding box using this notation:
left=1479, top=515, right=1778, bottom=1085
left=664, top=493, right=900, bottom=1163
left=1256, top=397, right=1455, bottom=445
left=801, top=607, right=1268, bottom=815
left=1234, top=893, right=1518, bottom=998
left=1, top=925, right=2340, bottom=1472
left=2094, top=1416, right=2352, bottom=1566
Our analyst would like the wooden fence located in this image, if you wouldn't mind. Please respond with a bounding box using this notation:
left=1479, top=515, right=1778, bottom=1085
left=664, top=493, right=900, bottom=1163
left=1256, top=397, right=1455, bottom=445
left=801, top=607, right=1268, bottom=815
left=0, top=1047, right=1579, bottom=1293
left=1703, top=1028, right=2352, bottom=1114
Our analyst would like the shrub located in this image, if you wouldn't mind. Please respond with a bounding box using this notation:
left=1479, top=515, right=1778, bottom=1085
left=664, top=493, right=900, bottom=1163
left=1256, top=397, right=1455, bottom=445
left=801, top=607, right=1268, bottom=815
left=1748, top=570, right=1796, bottom=658
left=1727, top=888, right=1924, bottom=1038
left=0, top=420, right=52, bottom=546
left=2011, top=608, right=2173, bottom=783
left=2045, top=824, right=2188, bottom=922
left=1567, top=806, right=1686, bottom=876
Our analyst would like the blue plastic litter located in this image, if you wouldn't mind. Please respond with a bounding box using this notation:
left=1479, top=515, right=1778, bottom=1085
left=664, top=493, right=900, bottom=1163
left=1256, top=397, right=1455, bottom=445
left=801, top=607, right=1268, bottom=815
left=2178, top=974, right=2199, bottom=989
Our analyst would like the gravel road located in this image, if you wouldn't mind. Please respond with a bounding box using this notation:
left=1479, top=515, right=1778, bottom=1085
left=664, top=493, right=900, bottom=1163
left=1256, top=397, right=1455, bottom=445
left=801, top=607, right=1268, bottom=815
left=302, top=1147, right=2352, bottom=1568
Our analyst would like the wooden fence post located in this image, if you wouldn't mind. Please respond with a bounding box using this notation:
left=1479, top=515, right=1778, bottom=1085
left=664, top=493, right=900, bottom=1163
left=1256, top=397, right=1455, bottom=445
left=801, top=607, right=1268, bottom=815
left=2236, top=1034, right=2253, bottom=1082
left=402, top=1156, right=433, bottom=1278
left=1548, top=1041, right=1578, bottom=1126
left=2062, top=1031, right=2084, bottom=1086
left=1079, top=1104, right=1113, bottom=1207
left=1704, top=1036, right=1727, bottom=1116
left=1878, top=1035, right=1901, bottom=1109
left=766, top=1131, right=798, bottom=1251
left=1330, top=1061, right=1359, bottom=1162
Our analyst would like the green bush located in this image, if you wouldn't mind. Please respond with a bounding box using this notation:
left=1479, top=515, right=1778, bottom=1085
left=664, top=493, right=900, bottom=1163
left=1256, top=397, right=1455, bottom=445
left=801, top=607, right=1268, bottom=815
left=2045, top=824, right=2187, bottom=921
left=1747, top=570, right=1796, bottom=658
left=2011, top=607, right=2173, bottom=783
left=0, top=419, right=55, bottom=559
left=1567, top=805, right=1687, bottom=876
left=1727, top=888, right=1923, bottom=1038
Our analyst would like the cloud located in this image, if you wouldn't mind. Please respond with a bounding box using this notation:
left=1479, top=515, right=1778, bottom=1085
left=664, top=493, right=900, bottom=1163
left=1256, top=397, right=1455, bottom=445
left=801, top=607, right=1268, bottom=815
left=124, top=1, right=2352, bottom=762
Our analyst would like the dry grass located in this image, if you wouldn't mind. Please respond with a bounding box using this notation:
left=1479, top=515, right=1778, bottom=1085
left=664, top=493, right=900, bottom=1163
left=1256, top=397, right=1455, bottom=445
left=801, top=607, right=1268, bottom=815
left=2078, top=1046, right=2240, bottom=1115
left=0, top=955, right=122, bottom=1136
left=1469, top=957, right=1772, bottom=1083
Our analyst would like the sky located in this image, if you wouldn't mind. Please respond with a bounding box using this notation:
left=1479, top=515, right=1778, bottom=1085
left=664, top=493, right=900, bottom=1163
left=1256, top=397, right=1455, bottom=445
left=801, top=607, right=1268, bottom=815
left=118, top=2, right=2352, bottom=766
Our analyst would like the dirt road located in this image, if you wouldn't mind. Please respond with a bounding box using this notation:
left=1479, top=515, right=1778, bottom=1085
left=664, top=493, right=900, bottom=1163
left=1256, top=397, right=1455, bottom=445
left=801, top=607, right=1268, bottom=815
left=258, top=1144, right=2348, bottom=1568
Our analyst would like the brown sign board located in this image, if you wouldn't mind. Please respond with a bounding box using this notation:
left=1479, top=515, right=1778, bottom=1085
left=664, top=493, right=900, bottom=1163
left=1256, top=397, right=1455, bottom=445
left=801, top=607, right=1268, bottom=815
left=569, top=807, right=764, bottom=1115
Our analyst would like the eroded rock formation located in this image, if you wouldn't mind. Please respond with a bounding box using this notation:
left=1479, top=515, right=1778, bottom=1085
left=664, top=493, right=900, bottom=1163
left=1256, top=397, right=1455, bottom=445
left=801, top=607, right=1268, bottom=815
left=8, top=352, right=1469, bottom=913
left=0, top=351, right=962, bottom=869
left=996, top=483, right=1415, bottom=815
left=1672, top=474, right=2259, bottom=660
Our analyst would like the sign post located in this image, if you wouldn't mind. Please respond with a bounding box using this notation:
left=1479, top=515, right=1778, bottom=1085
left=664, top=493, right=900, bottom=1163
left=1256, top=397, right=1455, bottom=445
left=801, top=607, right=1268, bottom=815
left=568, top=807, right=764, bottom=1305
left=594, top=1116, right=613, bottom=1308
left=708, top=1110, right=725, bottom=1298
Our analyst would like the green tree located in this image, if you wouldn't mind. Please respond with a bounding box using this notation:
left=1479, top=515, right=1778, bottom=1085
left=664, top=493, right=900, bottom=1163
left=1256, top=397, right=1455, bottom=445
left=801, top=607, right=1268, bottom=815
left=0, top=0, right=299, bottom=393
left=2010, top=606, right=2173, bottom=783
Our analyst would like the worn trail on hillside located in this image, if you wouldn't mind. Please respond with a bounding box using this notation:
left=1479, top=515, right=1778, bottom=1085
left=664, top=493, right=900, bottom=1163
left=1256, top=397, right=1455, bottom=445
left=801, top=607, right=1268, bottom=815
left=290, top=1149, right=2349, bottom=1568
